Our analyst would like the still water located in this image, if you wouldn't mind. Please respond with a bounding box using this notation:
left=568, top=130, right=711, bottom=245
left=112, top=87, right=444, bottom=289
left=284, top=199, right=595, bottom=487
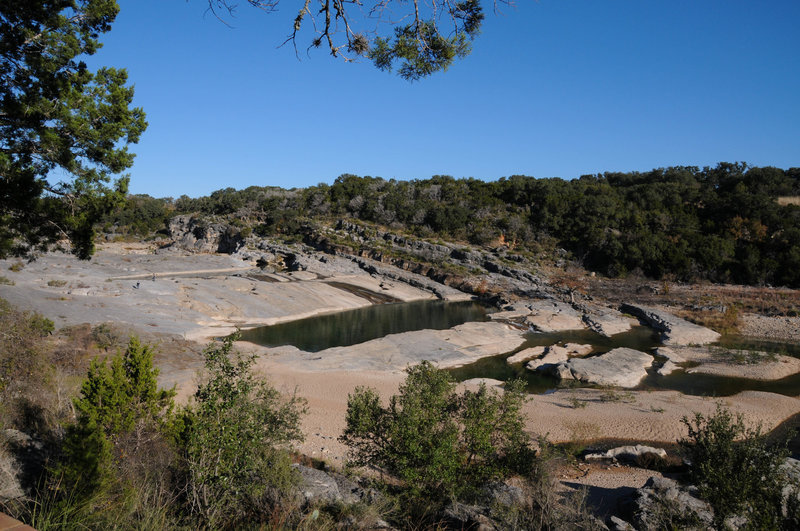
left=448, top=327, right=800, bottom=397
left=239, top=300, right=489, bottom=352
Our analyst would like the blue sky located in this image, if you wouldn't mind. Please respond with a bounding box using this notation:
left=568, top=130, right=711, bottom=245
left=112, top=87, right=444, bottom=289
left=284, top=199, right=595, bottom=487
left=92, top=0, right=800, bottom=198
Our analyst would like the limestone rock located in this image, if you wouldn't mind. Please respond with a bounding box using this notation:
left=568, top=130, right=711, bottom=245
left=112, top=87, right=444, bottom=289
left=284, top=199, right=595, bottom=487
left=548, top=348, right=654, bottom=388
left=621, top=476, right=715, bottom=531
left=293, top=464, right=342, bottom=505
left=525, top=300, right=586, bottom=332
left=461, top=378, right=505, bottom=389
left=580, top=303, right=637, bottom=337
left=585, top=444, right=667, bottom=462
left=564, top=343, right=593, bottom=356
left=526, top=345, right=570, bottom=371
left=654, top=347, right=686, bottom=363
left=167, top=215, right=244, bottom=254
left=506, top=346, right=545, bottom=365
left=621, top=304, right=721, bottom=346
left=657, top=360, right=679, bottom=376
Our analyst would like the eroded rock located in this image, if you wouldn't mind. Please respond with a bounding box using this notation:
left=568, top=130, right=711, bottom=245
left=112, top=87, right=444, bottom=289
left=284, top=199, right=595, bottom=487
left=525, top=300, right=586, bottom=332
left=621, top=304, right=720, bottom=346
left=585, top=445, right=667, bottom=462
left=545, top=348, right=654, bottom=388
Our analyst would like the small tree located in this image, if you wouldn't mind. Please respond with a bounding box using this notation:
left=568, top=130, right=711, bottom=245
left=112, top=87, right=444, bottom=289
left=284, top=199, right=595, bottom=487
left=340, top=361, right=536, bottom=504
left=183, top=334, right=307, bottom=527
left=59, top=337, right=176, bottom=496
left=679, top=404, right=790, bottom=529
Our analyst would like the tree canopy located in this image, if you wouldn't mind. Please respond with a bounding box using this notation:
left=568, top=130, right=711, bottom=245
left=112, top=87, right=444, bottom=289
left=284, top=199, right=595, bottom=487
left=0, top=0, right=147, bottom=259
left=208, top=0, right=493, bottom=80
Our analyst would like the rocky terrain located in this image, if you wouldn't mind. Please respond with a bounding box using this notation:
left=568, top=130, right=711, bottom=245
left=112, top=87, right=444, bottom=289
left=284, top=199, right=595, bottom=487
left=2, top=218, right=800, bottom=524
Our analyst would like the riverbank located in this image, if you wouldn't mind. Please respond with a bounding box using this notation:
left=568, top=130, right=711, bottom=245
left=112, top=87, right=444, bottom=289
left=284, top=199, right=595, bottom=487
left=3, top=242, right=800, bottom=517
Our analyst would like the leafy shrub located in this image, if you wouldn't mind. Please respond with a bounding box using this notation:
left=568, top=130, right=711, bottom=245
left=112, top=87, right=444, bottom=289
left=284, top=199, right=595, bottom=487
left=182, top=334, right=307, bottom=527
left=58, top=337, right=178, bottom=497
left=46, top=279, right=67, bottom=287
left=340, top=361, right=536, bottom=505
left=679, top=404, right=791, bottom=529
left=0, top=275, right=14, bottom=285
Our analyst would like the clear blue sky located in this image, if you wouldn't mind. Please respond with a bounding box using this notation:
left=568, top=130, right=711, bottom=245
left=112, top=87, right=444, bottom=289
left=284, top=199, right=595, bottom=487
left=91, top=0, right=800, bottom=198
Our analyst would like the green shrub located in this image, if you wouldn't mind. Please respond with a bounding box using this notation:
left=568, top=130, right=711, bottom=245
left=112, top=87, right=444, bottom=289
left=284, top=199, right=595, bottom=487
left=0, top=275, right=14, bottom=285
left=58, top=337, right=177, bottom=497
left=182, top=334, right=307, bottom=527
left=340, top=361, right=536, bottom=505
left=680, top=404, right=791, bottom=529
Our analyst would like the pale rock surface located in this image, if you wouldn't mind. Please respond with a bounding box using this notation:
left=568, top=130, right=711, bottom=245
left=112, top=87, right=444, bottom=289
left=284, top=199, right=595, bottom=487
left=526, top=345, right=570, bottom=371
left=525, top=300, right=587, bottom=332
left=580, top=303, right=638, bottom=336
left=656, top=360, right=679, bottom=376
left=585, top=445, right=667, bottom=462
left=621, top=304, right=720, bottom=346
left=545, top=348, right=654, bottom=388
left=506, top=346, right=546, bottom=365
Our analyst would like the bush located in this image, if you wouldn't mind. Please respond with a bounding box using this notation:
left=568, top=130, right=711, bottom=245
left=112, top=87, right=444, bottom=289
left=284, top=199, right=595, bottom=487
left=340, top=361, right=536, bottom=505
left=182, top=334, right=307, bottom=527
left=58, top=337, right=178, bottom=497
left=679, top=404, right=792, bottom=529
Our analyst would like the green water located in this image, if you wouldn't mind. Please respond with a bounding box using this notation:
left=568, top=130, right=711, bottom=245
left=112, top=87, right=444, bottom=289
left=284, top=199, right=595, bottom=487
left=448, top=326, right=661, bottom=394
left=448, top=327, right=800, bottom=397
left=239, top=300, right=488, bottom=352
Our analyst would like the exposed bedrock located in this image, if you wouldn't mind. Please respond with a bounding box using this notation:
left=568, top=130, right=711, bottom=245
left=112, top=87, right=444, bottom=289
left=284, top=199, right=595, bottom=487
left=541, top=347, right=654, bottom=388
left=621, top=303, right=721, bottom=346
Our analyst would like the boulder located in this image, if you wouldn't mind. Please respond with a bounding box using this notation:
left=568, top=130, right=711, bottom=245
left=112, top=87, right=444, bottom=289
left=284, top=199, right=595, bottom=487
left=167, top=215, right=244, bottom=254
left=621, top=304, right=721, bottom=346
left=585, top=445, right=667, bottom=463
left=546, top=348, right=654, bottom=388
left=443, top=502, right=498, bottom=531
left=621, top=476, right=715, bottom=531
left=293, top=464, right=342, bottom=506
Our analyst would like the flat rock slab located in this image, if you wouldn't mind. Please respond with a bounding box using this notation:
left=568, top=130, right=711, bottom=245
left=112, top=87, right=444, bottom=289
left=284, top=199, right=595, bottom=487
left=547, top=347, right=654, bottom=388
left=621, top=304, right=721, bottom=346
left=279, top=321, right=527, bottom=372
left=526, top=345, right=570, bottom=371
left=525, top=300, right=586, bottom=332
left=585, top=444, right=667, bottom=462
left=662, top=346, right=800, bottom=381
left=506, top=346, right=546, bottom=365
left=580, top=303, right=637, bottom=337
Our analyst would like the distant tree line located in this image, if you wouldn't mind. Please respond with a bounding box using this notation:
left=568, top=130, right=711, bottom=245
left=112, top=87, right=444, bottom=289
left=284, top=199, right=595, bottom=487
left=105, top=163, right=800, bottom=287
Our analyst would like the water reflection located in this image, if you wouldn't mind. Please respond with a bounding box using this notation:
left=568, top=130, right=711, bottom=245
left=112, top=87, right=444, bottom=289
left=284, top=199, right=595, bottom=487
left=239, top=300, right=488, bottom=352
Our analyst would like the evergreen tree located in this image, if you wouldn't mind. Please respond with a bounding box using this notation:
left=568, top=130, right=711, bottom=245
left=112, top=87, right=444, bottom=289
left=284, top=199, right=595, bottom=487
left=0, top=0, right=147, bottom=259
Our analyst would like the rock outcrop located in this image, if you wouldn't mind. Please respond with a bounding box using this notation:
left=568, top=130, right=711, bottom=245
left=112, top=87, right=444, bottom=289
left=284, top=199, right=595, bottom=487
left=620, top=476, right=715, bottom=531
left=167, top=215, right=245, bottom=254
left=542, top=348, right=654, bottom=388
left=525, top=300, right=587, bottom=332
left=524, top=344, right=592, bottom=371
left=621, top=304, right=720, bottom=346
left=585, top=445, right=667, bottom=463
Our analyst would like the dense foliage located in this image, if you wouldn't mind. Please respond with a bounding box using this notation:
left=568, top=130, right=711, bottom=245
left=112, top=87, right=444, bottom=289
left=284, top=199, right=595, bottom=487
left=59, top=337, right=177, bottom=497
left=0, top=0, right=147, bottom=259
left=679, top=405, right=795, bottom=529
left=183, top=334, right=307, bottom=527
left=340, top=361, right=535, bottom=505
left=149, top=163, right=800, bottom=287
